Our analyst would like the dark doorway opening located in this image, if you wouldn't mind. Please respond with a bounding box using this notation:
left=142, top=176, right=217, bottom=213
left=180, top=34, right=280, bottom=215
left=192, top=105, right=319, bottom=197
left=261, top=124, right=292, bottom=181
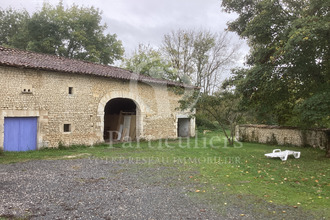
left=104, top=98, right=137, bottom=141
left=177, top=118, right=191, bottom=137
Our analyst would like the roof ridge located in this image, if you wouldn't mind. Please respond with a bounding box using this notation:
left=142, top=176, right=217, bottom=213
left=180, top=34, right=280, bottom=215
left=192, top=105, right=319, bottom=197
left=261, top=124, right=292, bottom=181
left=0, top=45, right=121, bottom=68
left=0, top=45, right=197, bottom=89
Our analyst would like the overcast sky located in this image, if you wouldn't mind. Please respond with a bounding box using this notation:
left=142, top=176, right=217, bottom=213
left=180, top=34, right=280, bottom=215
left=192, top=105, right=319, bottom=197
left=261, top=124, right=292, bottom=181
left=2, top=0, right=249, bottom=66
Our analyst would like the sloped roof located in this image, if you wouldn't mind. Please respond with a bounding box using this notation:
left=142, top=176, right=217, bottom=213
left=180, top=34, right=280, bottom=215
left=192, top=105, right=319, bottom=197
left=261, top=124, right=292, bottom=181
left=0, top=46, right=195, bottom=88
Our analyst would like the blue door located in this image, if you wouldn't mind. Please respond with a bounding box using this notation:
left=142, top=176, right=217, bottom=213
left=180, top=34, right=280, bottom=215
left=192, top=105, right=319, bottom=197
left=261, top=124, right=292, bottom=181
left=4, top=117, right=38, bottom=151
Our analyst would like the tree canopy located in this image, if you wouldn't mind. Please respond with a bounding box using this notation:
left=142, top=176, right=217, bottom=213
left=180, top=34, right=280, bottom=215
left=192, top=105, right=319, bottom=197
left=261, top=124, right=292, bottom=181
left=0, top=2, right=124, bottom=65
left=196, top=91, right=243, bottom=145
left=122, top=44, right=176, bottom=80
left=222, top=0, right=330, bottom=128
left=122, top=29, right=240, bottom=91
left=162, top=29, right=240, bottom=93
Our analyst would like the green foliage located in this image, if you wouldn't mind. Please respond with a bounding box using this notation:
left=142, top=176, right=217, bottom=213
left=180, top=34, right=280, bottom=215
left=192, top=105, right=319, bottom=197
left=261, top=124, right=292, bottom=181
left=0, top=1, right=124, bottom=64
left=177, top=89, right=200, bottom=111
left=295, top=87, right=330, bottom=128
left=221, top=0, right=330, bottom=127
left=0, top=8, right=29, bottom=47
left=196, top=92, right=243, bottom=145
left=178, top=76, right=245, bottom=145
left=195, top=114, right=219, bottom=130
left=122, top=44, right=177, bottom=80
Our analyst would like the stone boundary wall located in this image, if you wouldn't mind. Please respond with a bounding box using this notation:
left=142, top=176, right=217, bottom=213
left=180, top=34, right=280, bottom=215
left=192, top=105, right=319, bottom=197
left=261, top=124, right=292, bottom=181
left=235, top=124, right=330, bottom=150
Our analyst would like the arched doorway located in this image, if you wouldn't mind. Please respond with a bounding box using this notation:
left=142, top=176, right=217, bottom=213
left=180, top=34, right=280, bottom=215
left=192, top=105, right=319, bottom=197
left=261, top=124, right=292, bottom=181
left=103, top=98, right=137, bottom=141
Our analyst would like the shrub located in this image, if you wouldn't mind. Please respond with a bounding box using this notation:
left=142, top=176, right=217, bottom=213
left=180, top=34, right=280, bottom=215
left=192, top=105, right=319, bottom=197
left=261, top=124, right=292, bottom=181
left=196, top=114, right=219, bottom=130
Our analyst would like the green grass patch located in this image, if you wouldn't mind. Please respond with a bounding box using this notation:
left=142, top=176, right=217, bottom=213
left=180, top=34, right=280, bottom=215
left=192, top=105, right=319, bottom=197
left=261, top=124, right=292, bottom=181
left=0, top=130, right=329, bottom=218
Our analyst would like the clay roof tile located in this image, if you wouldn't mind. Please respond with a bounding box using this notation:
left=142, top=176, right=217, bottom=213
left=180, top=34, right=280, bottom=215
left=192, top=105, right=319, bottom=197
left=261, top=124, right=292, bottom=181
left=0, top=46, right=196, bottom=89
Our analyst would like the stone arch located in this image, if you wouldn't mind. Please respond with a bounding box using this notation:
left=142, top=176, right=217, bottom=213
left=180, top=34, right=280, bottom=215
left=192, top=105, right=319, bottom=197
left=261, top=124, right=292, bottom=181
left=97, top=90, right=150, bottom=141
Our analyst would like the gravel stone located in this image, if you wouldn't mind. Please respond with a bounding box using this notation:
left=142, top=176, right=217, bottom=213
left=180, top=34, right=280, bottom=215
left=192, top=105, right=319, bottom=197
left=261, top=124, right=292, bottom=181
left=0, top=158, right=320, bottom=219
left=0, top=159, right=222, bottom=219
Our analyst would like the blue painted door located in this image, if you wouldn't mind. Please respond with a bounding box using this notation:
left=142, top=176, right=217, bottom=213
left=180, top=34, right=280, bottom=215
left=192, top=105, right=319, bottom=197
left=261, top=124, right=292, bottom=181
left=4, top=117, right=37, bottom=151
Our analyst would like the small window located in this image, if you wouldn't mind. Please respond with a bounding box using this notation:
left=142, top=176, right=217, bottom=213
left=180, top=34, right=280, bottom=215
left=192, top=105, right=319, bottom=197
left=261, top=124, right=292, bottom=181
left=68, top=87, right=73, bottom=95
left=21, top=85, right=33, bottom=94
left=64, top=124, right=71, bottom=132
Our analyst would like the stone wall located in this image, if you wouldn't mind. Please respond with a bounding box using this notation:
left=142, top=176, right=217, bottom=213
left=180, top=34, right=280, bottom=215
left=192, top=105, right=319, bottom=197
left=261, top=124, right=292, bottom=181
left=235, top=124, right=329, bottom=150
left=0, top=66, right=195, bottom=149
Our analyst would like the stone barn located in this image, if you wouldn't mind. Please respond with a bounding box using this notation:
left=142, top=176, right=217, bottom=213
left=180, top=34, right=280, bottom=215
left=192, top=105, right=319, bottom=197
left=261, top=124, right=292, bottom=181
left=0, top=46, right=196, bottom=151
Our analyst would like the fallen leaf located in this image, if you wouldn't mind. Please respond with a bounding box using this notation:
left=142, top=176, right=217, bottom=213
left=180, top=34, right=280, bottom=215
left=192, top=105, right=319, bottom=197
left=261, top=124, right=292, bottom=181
left=195, top=190, right=200, bottom=192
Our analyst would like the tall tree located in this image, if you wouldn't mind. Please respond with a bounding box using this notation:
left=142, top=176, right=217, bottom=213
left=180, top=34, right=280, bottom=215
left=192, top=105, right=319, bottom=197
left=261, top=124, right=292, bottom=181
left=122, top=44, right=176, bottom=80
left=222, top=0, right=330, bottom=127
left=0, top=2, right=124, bottom=65
left=162, top=29, right=195, bottom=84
left=162, top=29, right=239, bottom=93
left=193, top=31, right=239, bottom=94
left=0, top=8, right=29, bottom=48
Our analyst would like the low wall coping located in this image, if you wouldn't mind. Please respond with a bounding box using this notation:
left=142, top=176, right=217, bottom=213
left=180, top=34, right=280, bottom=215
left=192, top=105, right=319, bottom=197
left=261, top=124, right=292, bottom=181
left=238, top=124, right=330, bottom=132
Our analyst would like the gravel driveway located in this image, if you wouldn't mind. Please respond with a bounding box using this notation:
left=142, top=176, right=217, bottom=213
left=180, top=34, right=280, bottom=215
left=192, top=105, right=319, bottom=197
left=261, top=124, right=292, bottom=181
left=0, top=157, right=318, bottom=219
left=0, top=158, right=226, bottom=219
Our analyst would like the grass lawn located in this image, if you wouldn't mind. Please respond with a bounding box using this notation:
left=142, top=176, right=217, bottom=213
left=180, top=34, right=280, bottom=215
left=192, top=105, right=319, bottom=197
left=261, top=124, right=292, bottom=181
left=0, top=130, right=329, bottom=218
